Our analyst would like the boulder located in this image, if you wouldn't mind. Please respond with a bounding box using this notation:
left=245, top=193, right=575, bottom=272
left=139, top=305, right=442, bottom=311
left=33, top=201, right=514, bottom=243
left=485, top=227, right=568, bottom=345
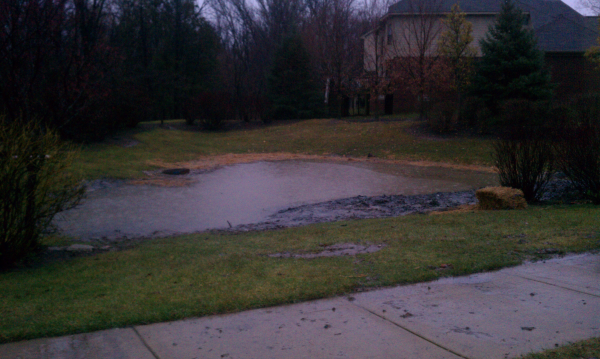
left=162, top=168, right=190, bottom=175
left=476, top=187, right=527, bottom=210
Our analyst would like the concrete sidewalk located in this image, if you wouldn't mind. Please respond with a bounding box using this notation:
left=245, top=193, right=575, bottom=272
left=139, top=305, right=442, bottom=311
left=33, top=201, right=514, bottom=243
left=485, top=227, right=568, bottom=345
left=2, top=253, right=599, bottom=359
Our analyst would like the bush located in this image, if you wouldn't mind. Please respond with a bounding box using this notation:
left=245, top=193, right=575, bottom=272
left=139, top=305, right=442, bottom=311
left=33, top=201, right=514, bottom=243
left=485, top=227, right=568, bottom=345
left=105, top=86, right=150, bottom=130
left=492, top=135, right=554, bottom=202
left=555, top=124, right=600, bottom=203
left=554, top=93, right=600, bottom=203
left=0, top=119, right=85, bottom=268
left=460, top=96, right=497, bottom=133
left=567, top=93, right=600, bottom=127
left=429, top=101, right=459, bottom=133
left=499, top=99, right=551, bottom=133
left=187, top=92, right=234, bottom=131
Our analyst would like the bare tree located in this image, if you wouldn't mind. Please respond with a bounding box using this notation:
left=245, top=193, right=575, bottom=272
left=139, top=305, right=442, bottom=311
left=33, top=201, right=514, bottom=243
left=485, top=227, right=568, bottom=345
left=208, top=0, right=268, bottom=121
left=302, top=0, right=365, bottom=117
left=385, top=0, right=445, bottom=118
left=257, top=0, right=306, bottom=44
left=0, top=0, right=118, bottom=138
left=578, top=0, right=600, bottom=15
left=358, top=0, right=397, bottom=117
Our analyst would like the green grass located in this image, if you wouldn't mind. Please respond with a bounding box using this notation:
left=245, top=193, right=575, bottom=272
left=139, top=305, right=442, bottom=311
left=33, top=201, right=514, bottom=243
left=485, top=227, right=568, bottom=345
left=73, top=119, right=493, bottom=179
left=1, top=205, right=598, bottom=343
left=521, top=337, right=600, bottom=358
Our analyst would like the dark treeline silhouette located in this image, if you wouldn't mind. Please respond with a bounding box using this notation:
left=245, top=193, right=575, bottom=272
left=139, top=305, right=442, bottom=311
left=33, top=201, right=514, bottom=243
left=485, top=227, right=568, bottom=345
left=0, top=0, right=396, bottom=140
left=208, top=0, right=394, bottom=123
left=0, top=0, right=219, bottom=141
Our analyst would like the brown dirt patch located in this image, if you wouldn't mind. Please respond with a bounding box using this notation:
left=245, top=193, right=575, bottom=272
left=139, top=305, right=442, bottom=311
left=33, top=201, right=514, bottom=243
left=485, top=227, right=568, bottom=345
left=429, top=204, right=479, bottom=215
left=268, top=243, right=386, bottom=259
left=130, top=152, right=496, bottom=187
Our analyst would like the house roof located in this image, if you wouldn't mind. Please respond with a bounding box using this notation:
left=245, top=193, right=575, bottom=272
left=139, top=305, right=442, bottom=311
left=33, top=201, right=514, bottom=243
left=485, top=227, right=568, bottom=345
left=536, top=14, right=599, bottom=51
left=584, top=16, right=599, bottom=31
left=387, top=0, right=598, bottom=52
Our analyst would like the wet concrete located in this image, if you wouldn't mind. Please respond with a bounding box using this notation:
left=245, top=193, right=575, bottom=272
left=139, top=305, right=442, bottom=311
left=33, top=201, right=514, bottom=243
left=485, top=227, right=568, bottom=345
left=3, top=253, right=598, bottom=359
left=0, top=328, right=155, bottom=359
left=351, top=253, right=600, bottom=359
left=56, top=160, right=496, bottom=240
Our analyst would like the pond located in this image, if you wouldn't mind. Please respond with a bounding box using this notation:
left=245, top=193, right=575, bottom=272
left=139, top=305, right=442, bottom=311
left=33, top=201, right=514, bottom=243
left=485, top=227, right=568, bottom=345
left=55, top=160, right=497, bottom=239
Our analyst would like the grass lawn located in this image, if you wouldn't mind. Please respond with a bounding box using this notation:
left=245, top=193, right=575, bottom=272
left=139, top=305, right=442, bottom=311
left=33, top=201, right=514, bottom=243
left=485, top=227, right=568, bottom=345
left=73, top=118, right=493, bottom=179
left=4, top=116, right=597, bottom=356
left=521, top=337, right=600, bottom=358
left=1, top=205, right=598, bottom=343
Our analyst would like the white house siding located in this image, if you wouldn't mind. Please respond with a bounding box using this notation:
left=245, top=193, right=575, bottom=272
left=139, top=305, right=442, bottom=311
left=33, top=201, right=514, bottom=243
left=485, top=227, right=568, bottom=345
left=363, top=13, right=498, bottom=73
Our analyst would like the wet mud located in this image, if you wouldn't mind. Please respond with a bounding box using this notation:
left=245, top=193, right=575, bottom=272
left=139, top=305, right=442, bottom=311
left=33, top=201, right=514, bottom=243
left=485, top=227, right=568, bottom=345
left=233, top=190, right=478, bottom=232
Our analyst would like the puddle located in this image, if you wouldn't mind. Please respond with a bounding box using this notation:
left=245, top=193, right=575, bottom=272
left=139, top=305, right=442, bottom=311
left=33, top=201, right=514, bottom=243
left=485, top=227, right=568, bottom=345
left=55, top=160, right=497, bottom=239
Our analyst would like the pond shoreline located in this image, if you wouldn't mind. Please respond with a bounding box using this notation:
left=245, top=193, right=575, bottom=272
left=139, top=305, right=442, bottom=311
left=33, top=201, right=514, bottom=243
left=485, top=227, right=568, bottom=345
left=43, top=177, right=583, bottom=265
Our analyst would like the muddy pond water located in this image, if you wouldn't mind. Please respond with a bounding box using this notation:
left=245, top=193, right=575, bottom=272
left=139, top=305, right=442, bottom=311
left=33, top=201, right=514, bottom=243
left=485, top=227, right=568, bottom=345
left=56, top=160, right=497, bottom=239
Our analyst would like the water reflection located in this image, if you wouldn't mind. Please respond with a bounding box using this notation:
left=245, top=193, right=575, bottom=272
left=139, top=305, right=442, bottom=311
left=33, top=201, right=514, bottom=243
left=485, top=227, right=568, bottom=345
left=56, top=160, right=497, bottom=238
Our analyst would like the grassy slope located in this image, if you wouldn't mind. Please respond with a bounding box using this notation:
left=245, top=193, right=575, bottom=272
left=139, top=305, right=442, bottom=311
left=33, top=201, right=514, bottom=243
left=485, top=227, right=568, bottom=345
left=1, top=205, right=598, bottom=343
left=74, top=119, right=492, bottom=179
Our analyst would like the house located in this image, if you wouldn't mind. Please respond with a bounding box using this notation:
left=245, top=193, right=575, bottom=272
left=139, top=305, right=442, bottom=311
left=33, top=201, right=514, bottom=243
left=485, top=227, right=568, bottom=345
left=362, top=0, right=600, bottom=114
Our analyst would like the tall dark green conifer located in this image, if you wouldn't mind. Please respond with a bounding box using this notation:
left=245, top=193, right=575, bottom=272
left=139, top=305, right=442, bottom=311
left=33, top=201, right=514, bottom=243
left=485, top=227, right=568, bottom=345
left=268, top=35, right=323, bottom=120
left=471, top=0, right=553, bottom=108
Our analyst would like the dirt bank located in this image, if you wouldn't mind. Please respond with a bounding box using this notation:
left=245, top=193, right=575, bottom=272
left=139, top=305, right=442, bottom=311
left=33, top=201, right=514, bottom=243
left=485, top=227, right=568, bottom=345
left=130, top=153, right=496, bottom=187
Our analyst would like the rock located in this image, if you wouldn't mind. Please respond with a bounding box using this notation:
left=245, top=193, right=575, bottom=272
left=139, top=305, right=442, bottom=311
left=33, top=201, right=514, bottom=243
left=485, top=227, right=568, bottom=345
left=66, top=244, right=95, bottom=252
left=476, top=187, right=527, bottom=210
left=162, top=168, right=190, bottom=175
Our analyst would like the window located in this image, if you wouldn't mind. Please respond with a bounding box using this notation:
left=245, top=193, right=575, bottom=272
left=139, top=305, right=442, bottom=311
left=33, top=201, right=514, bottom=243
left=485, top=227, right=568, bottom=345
left=387, top=24, right=393, bottom=45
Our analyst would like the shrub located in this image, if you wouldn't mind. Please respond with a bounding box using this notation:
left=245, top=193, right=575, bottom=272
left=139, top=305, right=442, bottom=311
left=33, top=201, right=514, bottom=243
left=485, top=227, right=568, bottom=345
left=555, top=124, right=600, bottom=203
left=428, top=101, right=459, bottom=133
left=568, top=93, right=600, bottom=126
left=498, top=99, right=551, bottom=133
left=187, top=92, right=234, bottom=131
left=554, top=94, right=600, bottom=203
left=105, top=86, right=150, bottom=129
left=0, top=119, right=85, bottom=268
left=492, top=135, right=554, bottom=202
left=460, top=96, right=497, bottom=133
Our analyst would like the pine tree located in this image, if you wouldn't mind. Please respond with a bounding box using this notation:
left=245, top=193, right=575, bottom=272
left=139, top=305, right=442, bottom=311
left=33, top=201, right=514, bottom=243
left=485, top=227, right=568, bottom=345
left=268, top=35, right=323, bottom=120
left=471, top=0, right=553, bottom=109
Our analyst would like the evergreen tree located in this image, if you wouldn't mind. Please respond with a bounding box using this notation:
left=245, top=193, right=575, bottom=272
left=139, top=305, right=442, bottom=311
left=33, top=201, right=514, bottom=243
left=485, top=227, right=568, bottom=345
left=268, top=35, right=324, bottom=120
left=471, top=0, right=553, bottom=109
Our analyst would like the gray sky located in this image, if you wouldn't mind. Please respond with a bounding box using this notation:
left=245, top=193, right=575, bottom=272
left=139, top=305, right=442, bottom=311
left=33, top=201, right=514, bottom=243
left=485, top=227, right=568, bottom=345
left=562, top=0, right=595, bottom=15
left=198, top=0, right=597, bottom=17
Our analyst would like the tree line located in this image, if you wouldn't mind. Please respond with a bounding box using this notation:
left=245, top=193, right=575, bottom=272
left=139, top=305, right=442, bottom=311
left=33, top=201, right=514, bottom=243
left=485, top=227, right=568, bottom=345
left=0, top=0, right=400, bottom=141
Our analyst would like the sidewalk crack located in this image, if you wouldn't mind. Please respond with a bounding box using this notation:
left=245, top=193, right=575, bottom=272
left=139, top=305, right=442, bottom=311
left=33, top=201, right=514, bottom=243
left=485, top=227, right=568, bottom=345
left=132, top=327, right=161, bottom=359
left=348, top=301, right=471, bottom=359
left=510, top=274, right=600, bottom=298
